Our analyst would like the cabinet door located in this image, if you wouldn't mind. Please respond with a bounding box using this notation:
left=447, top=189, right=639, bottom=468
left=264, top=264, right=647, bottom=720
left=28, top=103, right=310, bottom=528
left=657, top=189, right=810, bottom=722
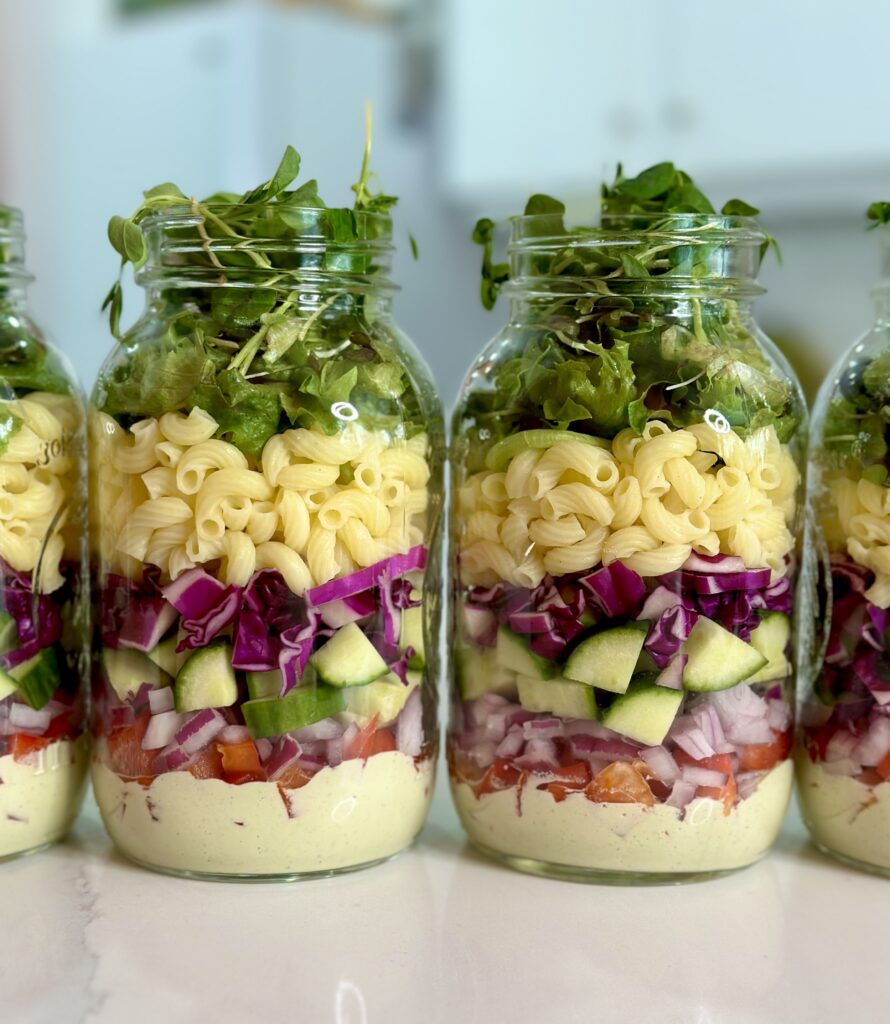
left=650, top=0, right=890, bottom=175
left=438, top=0, right=658, bottom=203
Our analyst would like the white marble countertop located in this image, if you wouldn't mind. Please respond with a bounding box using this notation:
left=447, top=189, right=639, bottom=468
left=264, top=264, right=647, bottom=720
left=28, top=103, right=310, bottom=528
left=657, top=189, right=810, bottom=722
left=3, top=768, right=886, bottom=1024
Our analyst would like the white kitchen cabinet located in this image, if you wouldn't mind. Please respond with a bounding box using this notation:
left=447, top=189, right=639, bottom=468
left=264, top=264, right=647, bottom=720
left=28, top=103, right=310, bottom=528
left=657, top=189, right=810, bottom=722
left=438, top=0, right=890, bottom=206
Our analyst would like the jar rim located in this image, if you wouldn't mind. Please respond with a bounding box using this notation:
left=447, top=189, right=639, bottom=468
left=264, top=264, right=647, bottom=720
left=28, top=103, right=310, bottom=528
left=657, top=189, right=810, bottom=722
left=510, top=211, right=765, bottom=246
left=141, top=203, right=394, bottom=246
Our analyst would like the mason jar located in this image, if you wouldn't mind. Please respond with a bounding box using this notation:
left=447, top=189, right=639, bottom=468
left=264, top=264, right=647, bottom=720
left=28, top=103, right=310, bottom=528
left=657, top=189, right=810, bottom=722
left=90, top=204, right=443, bottom=879
left=0, top=205, right=88, bottom=860
left=798, top=220, right=890, bottom=875
left=449, top=211, right=805, bottom=882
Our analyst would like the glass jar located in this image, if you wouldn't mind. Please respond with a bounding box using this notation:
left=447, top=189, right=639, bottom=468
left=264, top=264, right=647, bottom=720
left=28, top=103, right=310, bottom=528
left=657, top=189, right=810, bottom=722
left=448, top=212, right=805, bottom=882
left=798, top=224, right=890, bottom=875
left=90, top=206, right=443, bottom=879
left=0, top=205, right=88, bottom=860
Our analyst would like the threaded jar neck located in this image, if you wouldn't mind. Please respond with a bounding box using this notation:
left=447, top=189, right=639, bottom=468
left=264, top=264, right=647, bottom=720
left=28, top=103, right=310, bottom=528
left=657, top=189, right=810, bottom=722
left=0, top=206, right=31, bottom=307
left=137, top=205, right=397, bottom=298
left=507, top=213, right=766, bottom=302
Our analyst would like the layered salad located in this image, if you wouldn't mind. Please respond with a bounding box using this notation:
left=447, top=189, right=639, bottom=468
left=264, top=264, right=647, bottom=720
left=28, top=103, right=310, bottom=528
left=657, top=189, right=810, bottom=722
left=90, top=146, right=440, bottom=877
left=799, top=321, right=890, bottom=872
left=449, top=166, right=802, bottom=878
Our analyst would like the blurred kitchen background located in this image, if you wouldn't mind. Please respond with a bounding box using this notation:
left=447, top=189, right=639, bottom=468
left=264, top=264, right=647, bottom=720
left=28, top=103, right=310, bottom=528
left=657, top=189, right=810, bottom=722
left=1, top=0, right=889, bottom=406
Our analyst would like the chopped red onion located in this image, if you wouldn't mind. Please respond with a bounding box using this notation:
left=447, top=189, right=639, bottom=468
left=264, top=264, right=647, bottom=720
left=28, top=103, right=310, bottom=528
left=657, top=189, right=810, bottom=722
left=217, top=725, right=251, bottom=746
left=142, top=710, right=185, bottom=750
left=327, top=735, right=345, bottom=767
left=8, top=703, right=52, bottom=733
left=822, top=758, right=861, bottom=776
left=495, top=728, right=525, bottom=758
left=640, top=745, right=681, bottom=783
left=765, top=698, right=792, bottom=733
left=681, top=765, right=727, bottom=788
left=396, top=688, right=423, bottom=756
left=735, top=770, right=766, bottom=800
left=461, top=605, right=497, bottom=646
left=825, top=729, right=859, bottom=762
left=293, top=718, right=343, bottom=743
left=655, top=655, right=686, bottom=689
left=853, top=717, right=890, bottom=766
left=515, top=737, right=559, bottom=771
left=174, top=708, right=227, bottom=755
left=265, top=736, right=302, bottom=779
left=665, top=779, right=698, bottom=809
left=148, top=687, right=175, bottom=715
left=522, top=717, right=564, bottom=741
left=255, top=738, right=273, bottom=761
left=669, top=716, right=716, bottom=760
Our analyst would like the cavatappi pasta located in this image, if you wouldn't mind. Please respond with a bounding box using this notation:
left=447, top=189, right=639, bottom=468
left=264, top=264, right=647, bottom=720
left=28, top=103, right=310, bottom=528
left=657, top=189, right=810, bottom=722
left=826, top=472, right=890, bottom=608
left=458, top=423, right=798, bottom=588
left=91, top=409, right=431, bottom=592
left=0, top=393, right=82, bottom=592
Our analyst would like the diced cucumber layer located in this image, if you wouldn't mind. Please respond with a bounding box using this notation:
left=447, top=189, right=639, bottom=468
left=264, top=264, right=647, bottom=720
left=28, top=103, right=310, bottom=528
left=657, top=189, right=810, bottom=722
left=400, top=606, right=425, bottom=669
left=147, top=635, right=180, bottom=678
left=681, top=617, right=767, bottom=693
left=747, top=612, right=791, bottom=684
left=0, top=610, right=18, bottom=656
left=564, top=624, right=648, bottom=693
left=102, top=647, right=163, bottom=701
left=517, top=675, right=599, bottom=720
left=344, top=671, right=420, bottom=726
left=485, top=430, right=610, bottom=471
left=174, top=639, right=238, bottom=712
left=311, top=622, right=388, bottom=687
left=0, top=668, right=17, bottom=702
left=7, top=647, right=60, bottom=710
left=496, top=628, right=555, bottom=680
left=247, top=669, right=281, bottom=701
left=459, top=646, right=518, bottom=701
left=600, top=679, right=683, bottom=746
left=243, top=684, right=345, bottom=739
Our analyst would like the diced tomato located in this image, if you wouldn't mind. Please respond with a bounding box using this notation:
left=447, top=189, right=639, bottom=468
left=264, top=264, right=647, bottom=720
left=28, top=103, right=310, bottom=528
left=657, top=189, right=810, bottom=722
left=876, top=750, right=890, bottom=782
left=859, top=768, right=884, bottom=788
left=217, top=740, right=263, bottom=775
left=343, top=714, right=381, bottom=761
left=473, top=758, right=523, bottom=797
left=275, top=763, right=314, bottom=790
left=106, top=712, right=156, bottom=782
left=698, top=773, right=737, bottom=816
left=187, top=744, right=225, bottom=780
left=9, top=734, right=53, bottom=761
left=542, top=761, right=590, bottom=803
left=586, top=761, right=655, bottom=806
left=738, top=733, right=791, bottom=772
left=366, top=728, right=397, bottom=755
left=44, top=712, right=75, bottom=741
left=674, top=750, right=735, bottom=775
left=805, top=725, right=836, bottom=762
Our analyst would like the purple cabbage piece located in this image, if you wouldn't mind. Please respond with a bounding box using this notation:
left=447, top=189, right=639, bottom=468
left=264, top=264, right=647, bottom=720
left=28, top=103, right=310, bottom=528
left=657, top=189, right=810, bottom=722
left=162, top=568, right=227, bottom=619
left=644, top=605, right=698, bottom=668
left=177, top=586, right=241, bottom=652
left=579, top=562, right=646, bottom=618
left=306, top=546, right=426, bottom=607
left=243, top=569, right=307, bottom=632
left=232, top=609, right=281, bottom=671
left=118, top=597, right=177, bottom=653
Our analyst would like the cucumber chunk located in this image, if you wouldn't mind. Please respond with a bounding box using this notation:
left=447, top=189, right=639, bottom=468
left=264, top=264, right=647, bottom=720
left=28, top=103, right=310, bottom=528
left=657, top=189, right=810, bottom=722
left=496, top=628, right=556, bottom=680
left=147, top=635, right=180, bottom=678
left=600, top=679, right=683, bottom=746
left=174, top=639, right=238, bottom=712
left=517, top=675, right=599, bottom=720
left=485, top=430, right=610, bottom=471
left=246, top=669, right=281, bottom=701
left=311, top=622, right=389, bottom=687
left=0, top=668, right=16, bottom=702
left=564, top=624, right=648, bottom=693
left=7, top=647, right=61, bottom=710
left=243, top=684, right=345, bottom=739
left=747, top=612, right=791, bottom=684
left=681, top=617, right=768, bottom=692
left=400, top=606, right=425, bottom=669
left=344, top=671, right=420, bottom=726
left=459, top=646, right=518, bottom=701
left=0, top=610, right=19, bottom=656
left=102, top=647, right=163, bottom=701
